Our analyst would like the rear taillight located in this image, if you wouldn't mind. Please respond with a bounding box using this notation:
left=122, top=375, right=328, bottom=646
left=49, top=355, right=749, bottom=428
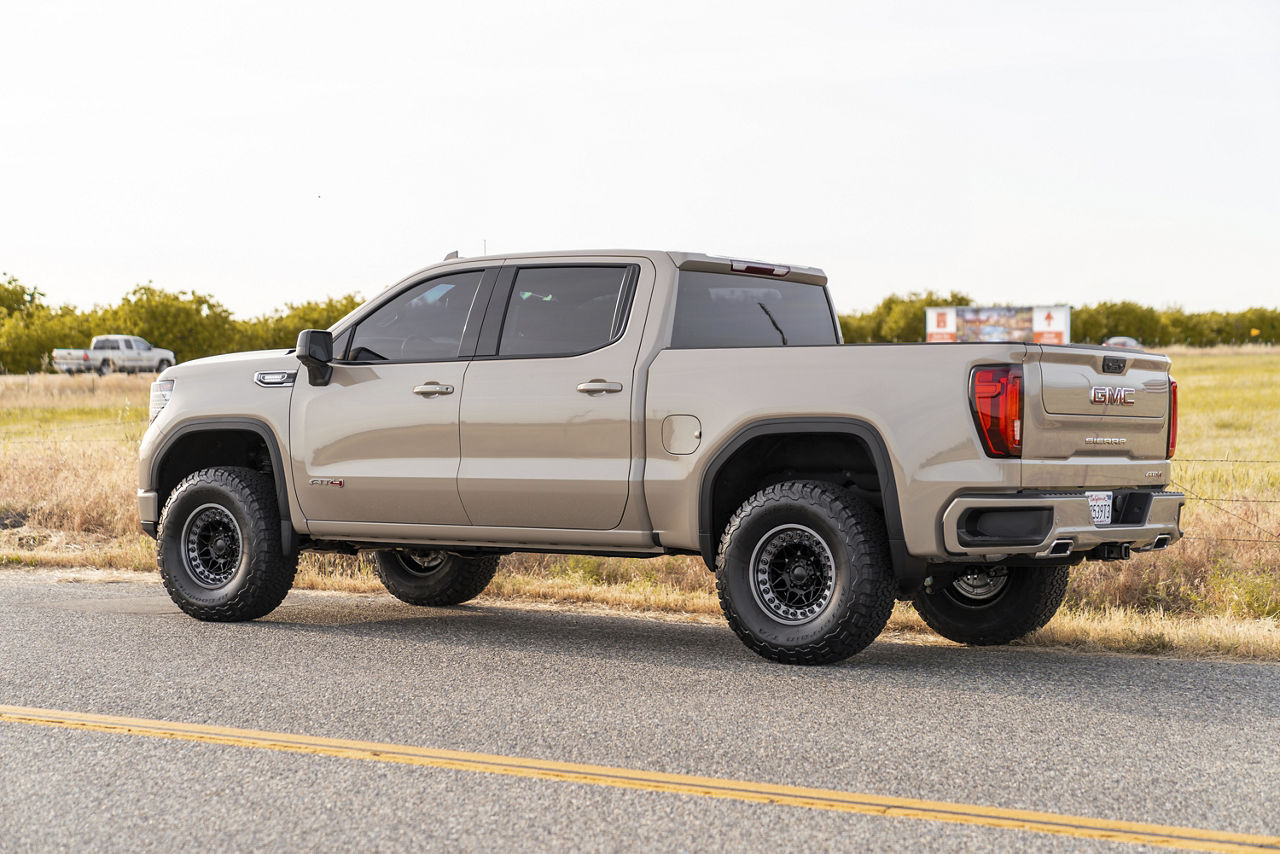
left=1167, top=378, right=1178, bottom=459
left=971, top=365, right=1023, bottom=458
left=83, top=352, right=89, bottom=361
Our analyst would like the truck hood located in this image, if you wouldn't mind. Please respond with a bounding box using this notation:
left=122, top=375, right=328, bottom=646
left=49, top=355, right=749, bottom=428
left=162, top=349, right=296, bottom=380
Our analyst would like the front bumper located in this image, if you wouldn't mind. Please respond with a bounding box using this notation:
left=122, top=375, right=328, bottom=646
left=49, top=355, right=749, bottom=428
left=940, top=490, right=1184, bottom=559
left=138, top=489, right=158, bottom=538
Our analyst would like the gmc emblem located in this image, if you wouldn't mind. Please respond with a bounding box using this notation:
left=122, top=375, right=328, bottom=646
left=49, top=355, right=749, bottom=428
left=1090, top=386, right=1136, bottom=406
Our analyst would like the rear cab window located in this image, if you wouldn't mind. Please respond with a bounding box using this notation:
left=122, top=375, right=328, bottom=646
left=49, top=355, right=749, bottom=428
left=671, top=271, right=838, bottom=348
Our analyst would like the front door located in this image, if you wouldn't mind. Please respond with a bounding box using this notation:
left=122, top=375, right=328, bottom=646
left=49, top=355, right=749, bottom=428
left=289, top=268, right=492, bottom=526
left=457, top=260, right=652, bottom=530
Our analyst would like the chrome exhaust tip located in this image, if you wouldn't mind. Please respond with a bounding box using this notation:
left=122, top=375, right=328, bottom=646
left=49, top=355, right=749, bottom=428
left=1037, top=538, right=1074, bottom=558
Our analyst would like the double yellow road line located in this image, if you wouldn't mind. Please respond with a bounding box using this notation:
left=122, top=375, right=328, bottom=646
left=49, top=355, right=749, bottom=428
left=3, top=704, right=1276, bottom=852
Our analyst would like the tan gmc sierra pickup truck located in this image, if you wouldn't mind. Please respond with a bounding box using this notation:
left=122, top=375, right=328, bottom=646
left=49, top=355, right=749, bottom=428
left=138, top=250, right=1183, bottom=664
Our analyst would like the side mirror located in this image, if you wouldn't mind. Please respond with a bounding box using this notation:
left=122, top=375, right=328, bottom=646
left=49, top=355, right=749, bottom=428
left=295, top=329, right=333, bottom=386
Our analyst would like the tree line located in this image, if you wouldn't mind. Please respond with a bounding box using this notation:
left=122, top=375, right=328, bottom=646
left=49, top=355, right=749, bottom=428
left=1, top=276, right=1276, bottom=373
left=0, top=275, right=361, bottom=373
left=839, top=290, right=1280, bottom=346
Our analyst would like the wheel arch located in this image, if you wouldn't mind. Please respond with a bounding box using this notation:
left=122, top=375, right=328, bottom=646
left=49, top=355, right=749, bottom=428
left=148, top=417, right=297, bottom=554
left=697, top=417, right=924, bottom=592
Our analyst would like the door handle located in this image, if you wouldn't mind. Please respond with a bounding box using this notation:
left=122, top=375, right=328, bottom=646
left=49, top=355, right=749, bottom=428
left=413, top=383, right=455, bottom=397
left=576, top=380, right=623, bottom=395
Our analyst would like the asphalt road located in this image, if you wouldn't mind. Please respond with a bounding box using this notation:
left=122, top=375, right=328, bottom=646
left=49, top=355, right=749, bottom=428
left=2, top=572, right=1278, bottom=852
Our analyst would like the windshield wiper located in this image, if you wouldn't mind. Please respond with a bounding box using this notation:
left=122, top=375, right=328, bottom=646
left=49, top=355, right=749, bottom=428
left=757, top=302, right=787, bottom=345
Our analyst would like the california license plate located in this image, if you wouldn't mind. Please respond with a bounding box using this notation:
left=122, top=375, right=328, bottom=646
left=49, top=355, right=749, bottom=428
left=1087, top=491, right=1113, bottom=526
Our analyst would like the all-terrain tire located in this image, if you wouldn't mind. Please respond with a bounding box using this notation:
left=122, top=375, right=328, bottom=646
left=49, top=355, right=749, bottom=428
left=97, top=360, right=114, bottom=376
left=375, top=550, right=500, bottom=606
left=157, top=466, right=297, bottom=621
left=912, top=565, right=1070, bottom=645
left=155, top=359, right=172, bottom=372
left=716, top=481, right=896, bottom=665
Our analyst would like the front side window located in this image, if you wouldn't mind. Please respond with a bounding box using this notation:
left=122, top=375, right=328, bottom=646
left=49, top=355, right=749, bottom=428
left=346, top=270, right=484, bottom=362
left=671, top=271, right=838, bottom=348
left=497, top=266, right=634, bottom=358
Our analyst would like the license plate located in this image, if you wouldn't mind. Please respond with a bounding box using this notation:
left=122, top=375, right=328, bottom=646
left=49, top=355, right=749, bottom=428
left=1087, top=491, right=1113, bottom=526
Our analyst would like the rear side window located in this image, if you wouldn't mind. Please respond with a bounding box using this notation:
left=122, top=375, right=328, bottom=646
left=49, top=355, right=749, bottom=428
left=497, top=266, right=635, bottom=358
left=346, top=270, right=484, bottom=363
left=671, top=271, right=838, bottom=348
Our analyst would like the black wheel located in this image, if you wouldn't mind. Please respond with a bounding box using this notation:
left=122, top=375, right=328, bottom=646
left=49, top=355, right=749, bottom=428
left=912, top=564, right=1070, bottom=645
left=716, top=481, right=896, bottom=665
left=157, top=466, right=297, bottom=621
left=97, top=360, right=114, bottom=376
left=375, top=550, right=500, bottom=606
left=155, top=359, right=172, bottom=372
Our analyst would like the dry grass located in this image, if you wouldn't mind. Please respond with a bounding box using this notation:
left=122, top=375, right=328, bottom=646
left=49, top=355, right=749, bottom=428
left=1021, top=607, right=1280, bottom=660
left=1060, top=347, right=1280, bottom=621
left=2, top=352, right=1279, bottom=661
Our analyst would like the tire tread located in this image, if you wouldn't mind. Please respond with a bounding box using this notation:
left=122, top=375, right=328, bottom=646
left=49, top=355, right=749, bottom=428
left=913, top=564, right=1070, bottom=645
left=375, top=552, right=500, bottom=606
left=715, top=480, right=896, bottom=665
left=158, top=466, right=296, bottom=621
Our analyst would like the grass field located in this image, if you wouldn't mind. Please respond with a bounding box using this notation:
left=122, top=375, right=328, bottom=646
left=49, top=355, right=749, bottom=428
left=1, top=348, right=1277, bottom=659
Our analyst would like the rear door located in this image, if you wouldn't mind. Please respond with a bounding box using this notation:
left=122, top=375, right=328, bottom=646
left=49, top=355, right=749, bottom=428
left=289, top=267, right=497, bottom=526
left=456, top=259, right=652, bottom=530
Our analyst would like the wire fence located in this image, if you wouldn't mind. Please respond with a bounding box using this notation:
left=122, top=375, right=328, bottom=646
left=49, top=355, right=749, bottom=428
left=1, top=422, right=1277, bottom=545
left=1173, top=458, right=1280, bottom=546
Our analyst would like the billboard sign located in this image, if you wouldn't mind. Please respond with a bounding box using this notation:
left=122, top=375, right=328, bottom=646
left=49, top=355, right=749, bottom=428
left=925, top=306, right=1070, bottom=344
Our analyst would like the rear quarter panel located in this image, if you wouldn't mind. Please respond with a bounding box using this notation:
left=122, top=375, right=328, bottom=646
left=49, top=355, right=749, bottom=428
left=644, top=343, right=1031, bottom=558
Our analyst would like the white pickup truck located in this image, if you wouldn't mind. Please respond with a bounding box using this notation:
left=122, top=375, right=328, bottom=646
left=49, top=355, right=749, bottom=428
left=52, top=335, right=175, bottom=375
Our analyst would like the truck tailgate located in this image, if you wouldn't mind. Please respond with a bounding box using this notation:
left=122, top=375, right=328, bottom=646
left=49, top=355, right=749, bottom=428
left=1022, top=345, right=1173, bottom=485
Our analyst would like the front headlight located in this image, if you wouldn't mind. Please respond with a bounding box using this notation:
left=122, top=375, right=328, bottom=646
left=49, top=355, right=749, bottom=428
left=149, top=380, right=174, bottom=422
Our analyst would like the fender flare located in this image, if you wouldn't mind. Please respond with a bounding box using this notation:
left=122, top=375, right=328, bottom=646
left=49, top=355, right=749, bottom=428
left=148, top=417, right=297, bottom=554
left=697, top=417, right=924, bottom=589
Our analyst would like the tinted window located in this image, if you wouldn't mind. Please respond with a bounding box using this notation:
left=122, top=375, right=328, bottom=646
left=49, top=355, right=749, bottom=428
left=122, top=339, right=134, bottom=349
left=93, top=339, right=119, bottom=350
left=347, top=270, right=483, bottom=362
left=498, top=266, right=633, bottom=357
left=671, top=272, right=837, bottom=348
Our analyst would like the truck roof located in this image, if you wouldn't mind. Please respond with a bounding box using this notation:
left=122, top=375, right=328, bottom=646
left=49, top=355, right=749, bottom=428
left=400, top=249, right=828, bottom=287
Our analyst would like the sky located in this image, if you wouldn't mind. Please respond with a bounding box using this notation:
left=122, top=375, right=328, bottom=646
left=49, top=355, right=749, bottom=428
left=2, top=0, right=1278, bottom=319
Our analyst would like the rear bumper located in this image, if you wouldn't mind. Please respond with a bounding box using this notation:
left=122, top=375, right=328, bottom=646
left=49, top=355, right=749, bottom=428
left=940, top=490, right=1184, bottom=559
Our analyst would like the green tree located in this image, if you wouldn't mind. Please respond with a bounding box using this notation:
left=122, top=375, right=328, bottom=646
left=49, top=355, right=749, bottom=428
left=233, top=294, right=363, bottom=352
left=102, top=284, right=236, bottom=363
left=0, top=304, right=100, bottom=373
left=0, top=274, right=44, bottom=315
left=838, top=290, right=971, bottom=343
